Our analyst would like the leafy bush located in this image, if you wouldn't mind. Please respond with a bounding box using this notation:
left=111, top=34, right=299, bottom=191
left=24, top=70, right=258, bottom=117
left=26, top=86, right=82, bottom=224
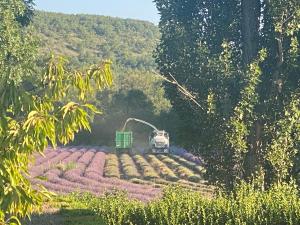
left=75, top=182, right=300, bottom=225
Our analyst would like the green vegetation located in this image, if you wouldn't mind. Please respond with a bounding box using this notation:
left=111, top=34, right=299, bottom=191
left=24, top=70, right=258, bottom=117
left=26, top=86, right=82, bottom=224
left=71, top=183, right=300, bottom=225
left=23, top=183, right=300, bottom=225
left=22, top=196, right=104, bottom=225
left=0, top=1, right=112, bottom=224
left=154, top=0, right=300, bottom=188
left=33, top=11, right=159, bottom=71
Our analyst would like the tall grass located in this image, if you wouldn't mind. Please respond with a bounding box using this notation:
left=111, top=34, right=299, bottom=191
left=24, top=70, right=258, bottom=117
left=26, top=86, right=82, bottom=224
left=71, top=182, right=300, bottom=225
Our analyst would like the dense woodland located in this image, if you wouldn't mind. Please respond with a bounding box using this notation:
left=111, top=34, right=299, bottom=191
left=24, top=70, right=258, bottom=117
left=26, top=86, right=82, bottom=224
left=1, top=0, right=300, bottom=224
left=33, top=11, right=159, bottom=70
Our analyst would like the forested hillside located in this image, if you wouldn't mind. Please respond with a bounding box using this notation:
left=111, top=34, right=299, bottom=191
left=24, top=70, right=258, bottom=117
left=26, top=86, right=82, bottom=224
left=32, top=11, right=172, bottom=145
left=33, top=11, right=159, bottom=70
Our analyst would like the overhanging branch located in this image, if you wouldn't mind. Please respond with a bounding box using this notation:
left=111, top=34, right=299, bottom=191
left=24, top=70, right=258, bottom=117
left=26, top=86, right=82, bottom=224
left=153, top=71, right=204, bottom=110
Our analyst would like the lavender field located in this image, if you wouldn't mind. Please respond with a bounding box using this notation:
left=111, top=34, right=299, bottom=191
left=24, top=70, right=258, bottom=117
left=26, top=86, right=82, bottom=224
left=29, top=146, right=213, bottom=201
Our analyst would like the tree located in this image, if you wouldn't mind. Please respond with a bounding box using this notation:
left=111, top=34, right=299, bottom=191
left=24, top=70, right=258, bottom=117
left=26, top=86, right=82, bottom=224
left=154, top=0, right=300, bottom=187
left=16, top=0, right=35, bottom=26
left=0, top=1, right=112, bottom=224
left=241, top=0, right=261, bottom=65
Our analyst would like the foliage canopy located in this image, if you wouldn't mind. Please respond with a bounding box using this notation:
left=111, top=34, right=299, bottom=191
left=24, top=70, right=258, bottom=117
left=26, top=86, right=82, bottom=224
left=0, top=1, right=112, bottom=224
left=154, top=0, right=300, bottom=187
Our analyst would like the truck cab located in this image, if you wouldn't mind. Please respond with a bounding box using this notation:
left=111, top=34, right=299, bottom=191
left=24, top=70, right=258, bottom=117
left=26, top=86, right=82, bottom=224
left=149, top=130, right=170, bottom=154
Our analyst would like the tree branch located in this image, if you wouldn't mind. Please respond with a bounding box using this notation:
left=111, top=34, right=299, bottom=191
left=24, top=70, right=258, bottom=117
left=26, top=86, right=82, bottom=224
left=153, top=71, right=204, bottom=110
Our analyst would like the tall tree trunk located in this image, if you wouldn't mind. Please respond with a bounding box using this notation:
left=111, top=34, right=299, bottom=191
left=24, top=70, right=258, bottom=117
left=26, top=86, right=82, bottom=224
left=241, top=0, right=261, bottom=65
left=241, top=0, right=262, bottom=179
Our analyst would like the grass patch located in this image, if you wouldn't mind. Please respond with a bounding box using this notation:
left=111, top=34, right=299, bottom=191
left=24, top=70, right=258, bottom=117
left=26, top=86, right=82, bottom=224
left=23, top=195, right=105, bottom=225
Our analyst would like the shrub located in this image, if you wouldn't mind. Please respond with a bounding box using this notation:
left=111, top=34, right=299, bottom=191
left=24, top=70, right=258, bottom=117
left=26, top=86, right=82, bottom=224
left=75, top=182, right=300, bottom=225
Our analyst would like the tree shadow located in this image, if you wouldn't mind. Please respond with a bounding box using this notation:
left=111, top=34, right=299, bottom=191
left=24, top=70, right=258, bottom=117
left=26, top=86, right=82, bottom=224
left=23, top=208, right=105, bottom=225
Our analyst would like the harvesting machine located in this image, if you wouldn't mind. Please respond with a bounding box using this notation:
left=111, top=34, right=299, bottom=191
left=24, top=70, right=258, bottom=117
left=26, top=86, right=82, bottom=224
left=115, top=118, right=170, bottom=154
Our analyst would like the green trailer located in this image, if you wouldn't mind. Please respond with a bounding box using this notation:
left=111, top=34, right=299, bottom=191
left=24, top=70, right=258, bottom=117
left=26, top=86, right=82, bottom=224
left=115, top=131, right=133, bottom=149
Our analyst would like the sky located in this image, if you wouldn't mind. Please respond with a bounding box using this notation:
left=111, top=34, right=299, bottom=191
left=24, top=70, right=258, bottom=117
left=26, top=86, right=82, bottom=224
left=34, top=0, right=160, bottom=24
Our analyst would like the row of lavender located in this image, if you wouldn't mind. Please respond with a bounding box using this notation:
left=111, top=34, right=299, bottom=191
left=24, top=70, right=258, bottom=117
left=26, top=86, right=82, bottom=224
left=30, top=146, right=160, bottom=202
left=30, top=146, right=209, bottom=201
left=170, top=146, right=204, bottom=165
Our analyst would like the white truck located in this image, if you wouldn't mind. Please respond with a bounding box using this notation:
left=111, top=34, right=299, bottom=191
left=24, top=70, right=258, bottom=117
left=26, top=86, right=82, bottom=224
left=149, top=130, right=170, bottom=154
left=122, top=118, right=170, bottom=154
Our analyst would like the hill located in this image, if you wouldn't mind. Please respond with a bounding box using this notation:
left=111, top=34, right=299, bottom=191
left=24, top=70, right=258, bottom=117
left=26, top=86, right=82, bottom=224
left=33, top=11, right=160, bottom=71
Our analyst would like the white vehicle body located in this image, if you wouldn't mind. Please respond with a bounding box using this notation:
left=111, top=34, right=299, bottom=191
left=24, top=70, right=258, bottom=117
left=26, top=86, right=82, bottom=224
left=149, top=130, right=170, bottom=154
left=122, top=118, right=170, bottom=154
